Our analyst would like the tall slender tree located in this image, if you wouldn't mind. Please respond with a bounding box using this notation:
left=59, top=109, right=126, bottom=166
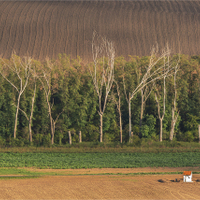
left=136, top=57, right=155, bottom=136
left=154, top=46, right=179, bottom=142
left=125, top=45, right=175, bottom=141
left=90, top=31, right=115, bottom=142
left=169, top=59, right=180, bottom=140
left=0, top=55, right=32, bottom=139
left=37, top=59, right=63, bottom=145
left=14, top=67, right=37, bottom=142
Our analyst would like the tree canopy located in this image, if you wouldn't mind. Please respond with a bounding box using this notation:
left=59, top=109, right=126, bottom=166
left=0, top=53, right=200, bottom=146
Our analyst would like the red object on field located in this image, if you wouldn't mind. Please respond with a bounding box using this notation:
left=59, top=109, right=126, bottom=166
left=183, top=171, right=192, bottom=176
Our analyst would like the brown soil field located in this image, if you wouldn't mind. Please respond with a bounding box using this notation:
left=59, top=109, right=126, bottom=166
left=1, top=168, right=200, bottom=199
left=0, top=1, right=200, bottom=62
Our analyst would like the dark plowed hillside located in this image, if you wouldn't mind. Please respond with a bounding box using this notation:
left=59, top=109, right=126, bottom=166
left=0, top=1, right=200, bottom=61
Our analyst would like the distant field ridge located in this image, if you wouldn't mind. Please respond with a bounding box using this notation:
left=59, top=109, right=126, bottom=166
left=0, top=0, right=200, bottom=61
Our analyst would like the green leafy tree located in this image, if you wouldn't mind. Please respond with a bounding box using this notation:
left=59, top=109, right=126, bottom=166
left=0, top=78, right=15, bottom=141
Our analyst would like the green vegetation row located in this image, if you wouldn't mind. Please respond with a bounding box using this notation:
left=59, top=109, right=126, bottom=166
left=0, top=152, right=200, bottom=169
left=0, top=54, right=200, bottom=146
left=0, top=141, right=200, bottom=153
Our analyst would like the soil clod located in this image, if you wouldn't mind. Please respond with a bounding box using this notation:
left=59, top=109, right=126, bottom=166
left=158, top=179, right=165, bottom=183
left=171, top=178, right=180, bottom=182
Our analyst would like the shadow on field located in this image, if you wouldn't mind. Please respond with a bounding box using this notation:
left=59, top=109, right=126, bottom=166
left=158, top=178, right=200, bottom=183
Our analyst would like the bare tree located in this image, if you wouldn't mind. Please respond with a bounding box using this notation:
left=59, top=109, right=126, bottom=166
left=124, top=45, right=175, bottom=141
left=122, top=76, right=133, bottom=142
left=37, top=59, right=64, bottom=145
left=154, top=46, right=179, bottom=142
left=68, top=131, right=72, bottom=145
left=135, top=62, right=155, bottom=137
left=13, top=68, right=37, bottom=142
left=90, top=31, right=115, bottom=142
left=169, top=60, right=180, bottom=141
left=0, top=55, right=31, bottom=139
left=154, top=81, right=166, bottom=142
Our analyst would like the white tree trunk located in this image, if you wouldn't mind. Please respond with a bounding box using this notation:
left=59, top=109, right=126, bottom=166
left=68, top=131, right=72, bottom=145
left=169, top=68, right=179, bottom=141
left=139, top=92, right=144, bottom=138
left=128, top=98, right=133, bottom=142
left=28, top=120, right=32, bottom=142
left=47, top=101, right=54, bottom=145
left=100, top=114, right=103, bottom=142
left=119, top=113, right=122, bottom=143
left=160, top=119, right=163, bottom=142
left=29, top=82, right=36, bottom=142
left=169, top=108, right=175, bottom=141
left=90, top=31, right=115, bottom=143
left=0, top=55, right=31, bottom=139
left=14, top=94, right=22, bottom=139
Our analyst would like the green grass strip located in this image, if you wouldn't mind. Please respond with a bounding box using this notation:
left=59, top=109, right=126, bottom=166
left=0, top=176, right=40, bottom=180
left=0, top=169, right=200, bottom=180
left=59, top=171, right=200, bottom=176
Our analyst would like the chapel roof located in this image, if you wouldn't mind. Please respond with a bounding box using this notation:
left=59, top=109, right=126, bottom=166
left=183, top=171, right=192, bottom=176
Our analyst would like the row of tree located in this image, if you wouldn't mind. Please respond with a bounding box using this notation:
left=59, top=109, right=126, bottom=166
left=0, top=49, right=200, bottom=145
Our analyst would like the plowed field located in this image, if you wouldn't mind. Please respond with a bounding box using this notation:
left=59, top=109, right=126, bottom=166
left=1, top=167, right=200, bottom=199
left=0, top=1, right=200, bottom=61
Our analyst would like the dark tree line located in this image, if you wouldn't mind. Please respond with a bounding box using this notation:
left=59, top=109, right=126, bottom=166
left=0, top=53, right=200, bottom=146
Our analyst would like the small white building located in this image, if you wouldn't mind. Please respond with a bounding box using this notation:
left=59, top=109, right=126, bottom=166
left=183, top=171, right=193, bottom=182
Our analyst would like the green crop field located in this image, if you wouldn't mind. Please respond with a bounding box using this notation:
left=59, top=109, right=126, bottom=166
left=0, top=152, right=200, bottom=169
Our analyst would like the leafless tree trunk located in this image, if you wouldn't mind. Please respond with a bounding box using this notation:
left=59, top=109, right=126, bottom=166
left=119, top=112, right=122, bottom=143
left=123, top=45, right=175, bottom=142
left=15, top=76, right=37, bottom=142
left=38, top=62, right=54, bottom=144
left=155, top=85, right=166, bottom=142
left=160, top=119, right=163, bottom=142
left=29, top=80, right=36, bottom=142
left=128, top=93, right=132, bottom=141
left=51, top=114, right=64, bottom=145
left=0, top=55, right=31, bottom=139
left=140, top=90, right=144, bottom=130
left=68, top=131, right=72, bottom=145
left=37, top=60, right=64, bottom=145
left=90, top=31, right=115, bottom=142
left=169, top=63, right=179, bottom=141
left=99, top=114, right=103, bottom=142
left=14, top=95, right=21, bottom=139
left=154, top=46, right=180, bottom=142
left=79, top=131, right=82, bottom=143
left=154, top=48, right=169, bottom=142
